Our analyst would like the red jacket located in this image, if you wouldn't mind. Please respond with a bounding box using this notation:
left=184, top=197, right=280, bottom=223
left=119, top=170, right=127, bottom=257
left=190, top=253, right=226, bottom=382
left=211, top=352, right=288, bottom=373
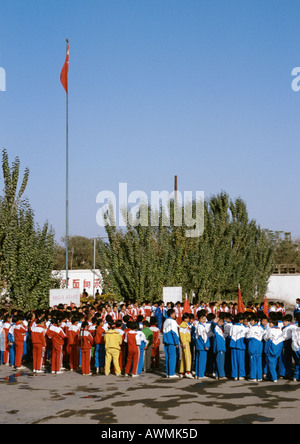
left=47, top=325, right=66, bottom=348
left=94, top=326, right=105, bottom=345
left=67, top=324, right=80, bottom=346
left=79, top=330, right=94, bottom=350
left=31, top=325, right=46, bottom=347
left=14, top=323, right=27, bottom=343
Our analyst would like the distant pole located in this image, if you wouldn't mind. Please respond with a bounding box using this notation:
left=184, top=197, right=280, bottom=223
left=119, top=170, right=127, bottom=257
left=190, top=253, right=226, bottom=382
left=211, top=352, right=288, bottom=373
left=65, top=39, right=69, bottom=288
left=93, top=238, right=96, bottom=298
left=174, top=175, right=178, bottom=203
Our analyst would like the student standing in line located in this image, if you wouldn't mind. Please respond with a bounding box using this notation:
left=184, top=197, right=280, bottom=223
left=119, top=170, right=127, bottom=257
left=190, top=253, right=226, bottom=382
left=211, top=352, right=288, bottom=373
left=230, top=313, right=247, bottom=381
left=278, top=314, right=295, bottom=379
left=2, top=314, right=12, bottom=366
left=150, top=317, right=160, bottom=371
left=246, top=315, right=265, bottom=382
left=141, top=321, right=153, bottom=373
left=179, top=313, right=193, bottom=379
left=31, top=319, right=47, bottom=373
left=114, top=320, right=126, bottom=372
left=94, top=318, right=106, bottom=374
left=265, top=319, right=284, bottom=383
left=67, top=316, right=80, bottom=372
left=104, top=322, right=122, bottom=377
left=211, top=316, right=227, bottom=380
left=79, top=321, right=94, bottom=376
left=194, top=311, right=210, bottom=380
left=292, top=313, right=300, bottom=382
left=163, top=309, right=180, bottom=379
left=46, top=316, right=66, bottom=374
left=124, top=322, right=141, bottom=377
left=13, top=316, right=28, bottom=370
left=224, top=313, right=233, bottom=377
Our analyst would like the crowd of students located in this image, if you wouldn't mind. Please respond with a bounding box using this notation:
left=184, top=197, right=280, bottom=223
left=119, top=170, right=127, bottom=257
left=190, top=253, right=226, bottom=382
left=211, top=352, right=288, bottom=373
left=0, top=299, right=299, bottom=383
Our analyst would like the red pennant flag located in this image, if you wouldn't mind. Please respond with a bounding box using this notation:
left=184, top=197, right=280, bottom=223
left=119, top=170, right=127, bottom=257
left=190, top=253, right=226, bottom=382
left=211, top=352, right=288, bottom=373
left=237, top=286, right=245, bottom=314
left=183, top=294, right=192, bottom=314
left=263, top=295, right=269, bottom=317
left=60, top=43, right=69, bottom=94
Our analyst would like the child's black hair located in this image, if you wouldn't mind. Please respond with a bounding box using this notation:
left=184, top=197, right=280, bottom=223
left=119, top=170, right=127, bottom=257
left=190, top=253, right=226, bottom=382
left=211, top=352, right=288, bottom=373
left=150, top=317, right=157, bottom=326
left=197, top=310, right=207, bottom=319
left=167, top=309, right=175, bottom=318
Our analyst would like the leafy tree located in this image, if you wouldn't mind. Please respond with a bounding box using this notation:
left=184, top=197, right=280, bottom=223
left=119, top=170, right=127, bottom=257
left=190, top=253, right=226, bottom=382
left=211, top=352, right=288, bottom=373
left=0, top=149, right=57, bottom=309
left=97, top=193, right=274, bottom=304
left=54, top=236, right=97, bottom=270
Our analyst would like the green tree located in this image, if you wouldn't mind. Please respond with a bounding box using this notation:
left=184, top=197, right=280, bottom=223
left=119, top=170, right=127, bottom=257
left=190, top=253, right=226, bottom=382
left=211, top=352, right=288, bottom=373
left=0, top=149, right=57, bottom=309
left=97, top=193, right=274, bottom=304
left=53, top=236, right=97, bottom=270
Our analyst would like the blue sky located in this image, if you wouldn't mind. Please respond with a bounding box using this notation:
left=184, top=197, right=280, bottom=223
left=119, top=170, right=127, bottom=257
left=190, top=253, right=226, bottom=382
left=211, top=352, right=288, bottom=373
left=0, top=0, right=300, bottom=242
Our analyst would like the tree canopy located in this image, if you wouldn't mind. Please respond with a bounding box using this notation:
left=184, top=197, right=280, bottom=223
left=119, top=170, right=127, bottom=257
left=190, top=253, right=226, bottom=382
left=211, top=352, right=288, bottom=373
left=97, top=193, right=275, bottom=304
left=0, top=149, right=57, bottom=309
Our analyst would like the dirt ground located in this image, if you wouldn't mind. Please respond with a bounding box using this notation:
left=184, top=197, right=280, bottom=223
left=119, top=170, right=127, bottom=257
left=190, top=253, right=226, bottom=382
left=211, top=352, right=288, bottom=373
left=0, top=363, right=299, bottom=425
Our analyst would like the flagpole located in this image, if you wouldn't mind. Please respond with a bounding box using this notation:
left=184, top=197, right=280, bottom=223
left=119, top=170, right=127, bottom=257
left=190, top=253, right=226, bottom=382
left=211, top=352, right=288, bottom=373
left=65, top=38, right=69, bottom=289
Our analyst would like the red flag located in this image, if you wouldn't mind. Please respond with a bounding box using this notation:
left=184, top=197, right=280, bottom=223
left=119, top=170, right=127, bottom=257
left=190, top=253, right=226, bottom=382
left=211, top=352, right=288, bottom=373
left=60, top=43, right=69, bottom=94
left=263, top=295, right=269, bottom=317
left=237, top=286, right=245, bottom=314
left=183, top=294, right=192, bottom=314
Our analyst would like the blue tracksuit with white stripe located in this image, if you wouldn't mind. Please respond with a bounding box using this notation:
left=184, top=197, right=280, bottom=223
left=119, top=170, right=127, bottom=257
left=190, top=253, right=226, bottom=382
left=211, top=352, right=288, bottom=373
left=194, top=322, right=210, bottom=378
left=230, top=323, right=247, bottom=379
left=246, top=323, right=265, bottom=380
left=212, top=322, right=226, bottom=378
left=163, top=317, right=180, bottom=377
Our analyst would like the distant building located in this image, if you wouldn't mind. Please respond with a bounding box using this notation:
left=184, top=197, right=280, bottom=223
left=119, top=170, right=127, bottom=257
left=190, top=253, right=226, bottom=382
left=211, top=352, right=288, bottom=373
left=52, top=269, right=103, bottom=296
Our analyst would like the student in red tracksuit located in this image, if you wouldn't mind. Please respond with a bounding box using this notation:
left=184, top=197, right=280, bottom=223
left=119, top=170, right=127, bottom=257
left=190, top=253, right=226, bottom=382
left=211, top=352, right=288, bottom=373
left=14, top=317, right=28, bottom=369
left=79, top=321, right=94, bottom=376
left=66, top=318, right=80, bottom=371
left=124, top=322, right=141, bottom=377
left=47, top=319, right=66, bottom=374
left=150, top=318, right=161, bottom=370
left=2, top=315, right=12, bottom=365
left=94, top=318, right=106, bottom=374
left=31, top=319, right=47, bottom=373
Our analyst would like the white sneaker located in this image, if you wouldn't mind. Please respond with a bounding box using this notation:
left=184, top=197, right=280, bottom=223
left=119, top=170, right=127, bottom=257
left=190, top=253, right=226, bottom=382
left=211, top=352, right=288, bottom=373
left=169, top=375, right=180, bottom=379
left=185, top=373, right=194, bottom=379
left=132, top=374, right=139, bottom=378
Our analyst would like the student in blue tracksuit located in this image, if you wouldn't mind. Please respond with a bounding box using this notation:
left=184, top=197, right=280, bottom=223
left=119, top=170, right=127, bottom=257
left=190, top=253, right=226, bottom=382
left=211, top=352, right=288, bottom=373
left=155, top=301, right=165, bottom=332
left=265, top=320, right=284, bottom=383
left=163, top=309, right=180, bottom=378
left=278, top=314, right=294, bottom=379
left=211, top=316, right=226, bottom=379
left=246, top=315, right=265, bottom=381
left=230, top=313, right=247, bottom=380
left=292, top=313, right=300, bottom=381
left=194, top=312, right=210, bottom=379
left=224, top=314, right=233, bottom=377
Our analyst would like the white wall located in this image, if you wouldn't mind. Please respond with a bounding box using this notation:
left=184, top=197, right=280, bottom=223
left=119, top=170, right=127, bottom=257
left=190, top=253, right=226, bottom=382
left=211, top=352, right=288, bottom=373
left=266, top=275, right=300, bottom=306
